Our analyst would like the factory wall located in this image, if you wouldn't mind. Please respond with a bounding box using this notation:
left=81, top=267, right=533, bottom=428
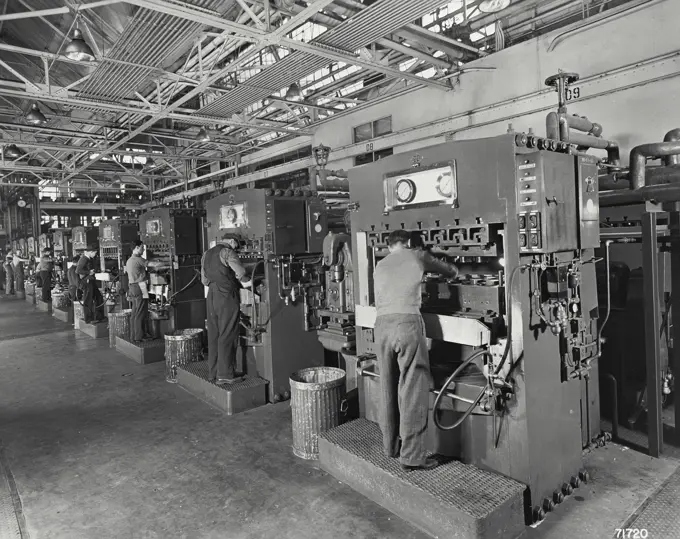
left=293, top=0, right=679, bottom=172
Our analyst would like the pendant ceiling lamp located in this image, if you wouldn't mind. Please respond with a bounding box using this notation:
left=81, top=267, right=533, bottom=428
left=196, top=126, right=211, bottom=142
left=3, top=144, right=24, bottom=159
left=26, top=103, right=47, bottom=125
left=479, top=0, right=512, bottom=14
left=285, top=83, right=303, bottom=101
left=64, top=28, right=95, bottom=62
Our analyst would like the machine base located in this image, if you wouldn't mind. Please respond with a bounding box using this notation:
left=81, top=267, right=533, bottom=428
left=52, top=307, right=74, bottom=324
left=36, top=299, right=52, bottom=313
left=18, top=291, right=27, bottom=301
left=318, top=419, right=526, bottom=539
left=77, top=321, right=109, bottom=339
left=115, top=337, right=165, bottom=365
left=177, top=361, right=268, bottom=416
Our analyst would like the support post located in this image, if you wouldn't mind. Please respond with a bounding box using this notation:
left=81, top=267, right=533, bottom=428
left=670, top=211, right=680, bottom=445
left=642, top=211, right=663, bottom=457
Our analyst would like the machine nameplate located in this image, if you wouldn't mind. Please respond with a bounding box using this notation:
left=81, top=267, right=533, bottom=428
left=355, top=305, right=490, bottom=347
left=146, top=219, right=162, bottom=236
left=520, top=201, right=538, bottom=206
left=383, top=163, right=457, bottom=212
left=518, top=163, right=536, bottom=170
left=219, top=203, right=248, bottom=229
left=519, top=189, right=536, bottom=194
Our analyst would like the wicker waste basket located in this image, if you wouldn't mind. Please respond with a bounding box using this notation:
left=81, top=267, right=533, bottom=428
left=290, top=367, right=346, bottom=460
left=108, top=309, right=132, bottom=347
left=164, top=329, right=204, bottom=383
left=52, top=292, right=70, bottom=310
left=73, top=302, right=84, bottom=322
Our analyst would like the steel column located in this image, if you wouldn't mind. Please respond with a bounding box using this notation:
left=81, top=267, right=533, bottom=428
left=670, top=211, right=680, bottom=445
left=642, top=211, right=663, bottom=457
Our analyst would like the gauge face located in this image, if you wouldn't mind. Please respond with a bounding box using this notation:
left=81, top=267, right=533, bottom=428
left=226, top=208, right=238, bottom=223
left=395, top=179, right=416, bottom=204
left=436, top=171, right=454, bottom=198
left=17, top=200, right=26, bottom=208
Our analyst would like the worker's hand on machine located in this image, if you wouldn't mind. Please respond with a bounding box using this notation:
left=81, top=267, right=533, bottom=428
left=241, top=279, right=253, bottom=288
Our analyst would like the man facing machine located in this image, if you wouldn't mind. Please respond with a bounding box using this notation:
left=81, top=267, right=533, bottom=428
left=37, top=248, right=54, bottom=302
left=67, top=256, right=80, bottom=303
left=125, top=240, right=151, bottom=343
left=374, top=230, right=459, bottom=471
left=77, top=246, right=105, bottom=323
left=201, top=235, right=252, bottom=385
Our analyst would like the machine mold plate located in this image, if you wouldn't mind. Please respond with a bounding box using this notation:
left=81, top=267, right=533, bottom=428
left=319, top=418, right=526, bottom=539
left=52, top=307, right=74, bottom=324
left=177, top=360, right=267, bottom=416
left=115, top=337, right=165, bottom=365
left=35, top=299, right=52, bottom=314
left=77, top=321, right=109, bottom=340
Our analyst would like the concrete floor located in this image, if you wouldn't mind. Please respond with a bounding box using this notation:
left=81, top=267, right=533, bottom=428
left=0, top=296, right=679, bottom=539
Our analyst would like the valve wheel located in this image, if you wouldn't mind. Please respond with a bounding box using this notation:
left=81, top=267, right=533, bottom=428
left=545, top=72, right=580, bottom=88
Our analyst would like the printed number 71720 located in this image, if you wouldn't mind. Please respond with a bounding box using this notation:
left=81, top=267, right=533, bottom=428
left=615, top=529, right=648, bottom=538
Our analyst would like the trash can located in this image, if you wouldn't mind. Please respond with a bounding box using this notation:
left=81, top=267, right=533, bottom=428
left=290, top=367, right=346, bottom=460
left=52, top=292, right=70, bottom=311
left=164, top=329, right=204, bottom=383
left=108, top=309, right=132, bottom=347
left=73, top=302, right=84, bottom=323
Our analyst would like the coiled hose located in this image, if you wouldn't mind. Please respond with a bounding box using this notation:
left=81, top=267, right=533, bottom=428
left=432, top=264, right=527, bottom=431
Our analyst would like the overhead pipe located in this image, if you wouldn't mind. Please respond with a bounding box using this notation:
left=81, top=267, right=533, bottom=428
left=600, top=181, right=680, bottom=207
left=629, top=140, right=680, bottom=190
left=663, top=128, right=680, bottom=166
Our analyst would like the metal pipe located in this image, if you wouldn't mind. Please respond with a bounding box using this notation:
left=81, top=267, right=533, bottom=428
left=564, top=127, right=621, bottom=166
left=600, top=166, right=680, bottom=191
left=629, top=140, right=680, bottom=189
left=600, top=181, right=680, bottom=207
left=604, top=373, right=620, bottom=442
left=663, top=128, right=680, bottom=166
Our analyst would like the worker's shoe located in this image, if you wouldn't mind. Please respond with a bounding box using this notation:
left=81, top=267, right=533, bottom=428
left=400, top=457, right=439, bottom=472
left=216, top=376, right=244, bottom=385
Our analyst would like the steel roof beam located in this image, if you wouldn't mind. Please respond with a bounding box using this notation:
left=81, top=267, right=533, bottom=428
left=0, top=1, right=123, bottom=23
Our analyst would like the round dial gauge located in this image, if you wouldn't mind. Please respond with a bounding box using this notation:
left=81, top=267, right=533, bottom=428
left=226, top=208, right=238, bottom=223
left=436, top=171, right=454, bottom=198
left=395, top=179, right=416, bottom=204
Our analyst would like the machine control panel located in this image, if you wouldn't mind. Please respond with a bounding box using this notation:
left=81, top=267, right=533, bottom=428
left=53, top=231, right=65, bottom=251
left=383, top=162, right=457, bottom=212
left=219, top=203, right=248, bottom=229
left=27, top=237, right=36, bottom=256
left=101, top=224, right=113, bottom=241
left=516, top=152, right=579, bottom=254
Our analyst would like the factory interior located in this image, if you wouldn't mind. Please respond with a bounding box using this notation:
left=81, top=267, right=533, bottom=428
left=1, top=0, right=680, bottom=538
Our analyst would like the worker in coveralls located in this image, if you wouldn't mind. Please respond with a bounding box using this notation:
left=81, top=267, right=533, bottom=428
left=67, top=255, right=80, bottom=303
left=201, top=234, right=252, bottom=385
left=37, top=248, right=54, bottom=302
left=3, top=254, right=14, bottom=295
left=374, top=230, right=459, bottom=471
left=125, top=240, right=151, bottom=343
left=76, top=246, right=105, bottom=323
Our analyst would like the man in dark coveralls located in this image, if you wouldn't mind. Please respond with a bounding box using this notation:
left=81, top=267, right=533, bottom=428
left=374, top=230, right=459, bottom=471
left=201, top=234, right=252, bottom=384
left=67, top=255, right=81, bottom=303
left=37, top=248, right=54, bottom=302
left=76, top=246, right=105, bottom=323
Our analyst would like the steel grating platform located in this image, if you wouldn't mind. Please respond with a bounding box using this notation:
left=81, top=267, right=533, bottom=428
left=52, top=307, right=73, bottom=324
left=319, top=419, right=526, bottom=539
left=621, top=465, right=680, bottom=538
left=115, top=337, right=165, bottom=365
left=177, top=360, right=267, bottom=416
left=35, top=299, right=52, bottom=314
left=0, top=458, right=21, bottom=539
left=77, top=321, right=108, bottom=339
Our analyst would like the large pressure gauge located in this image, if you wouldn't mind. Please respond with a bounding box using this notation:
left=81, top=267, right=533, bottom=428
left=396, top=179, right=416, bottom=203
left=225, top=208, right=238, bottom=224
left=436, top=170, right=454, bottom=198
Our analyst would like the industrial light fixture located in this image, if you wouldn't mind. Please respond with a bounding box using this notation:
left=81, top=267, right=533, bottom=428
left=479, top=0, right=512, bottom=13
left=3, top=144, right=24, bottom=159
left=285, top=83, right=303, bottom=101
left=17, top=197, right=26, bottom=208
left=196, top=126, right=210, bottom=142
left=64, top=28, right=95, bottom=62
left=313, top=143, right=331, bottom=168
left=26, top=103, right=47, bottom=125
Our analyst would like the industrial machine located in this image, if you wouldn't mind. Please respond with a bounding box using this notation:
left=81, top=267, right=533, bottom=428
left=27, top=235, right=37, bottom=258
left=97, top=218, right=139, bottom=309
left=205, top=189, right=343, bottom=402
left=52, top=229, right=71, bottom=285
left=72, top=226, right=99, bottom=254
left=139, top=208, right=205, bottom=335
left=38, top=232, right=52, bottom=254
left=343, top=133, right=601, bottom=523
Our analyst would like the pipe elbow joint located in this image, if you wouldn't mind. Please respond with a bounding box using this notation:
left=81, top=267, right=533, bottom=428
left=629, top=148, right=646, bottom=190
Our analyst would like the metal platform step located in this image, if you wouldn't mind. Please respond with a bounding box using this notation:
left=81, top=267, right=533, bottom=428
left=52, top=307, right=74, bottom=324
left=623, top=464, right=680, bottom=537
left=115, top=336, right=165, bottom=365
left=177, top=360, right=267, bottom=416
left=318, top=419, right=526, bottom=539
left=77, top=321, right=108, bottom=339
left=36, top=299, right=52, bottom=314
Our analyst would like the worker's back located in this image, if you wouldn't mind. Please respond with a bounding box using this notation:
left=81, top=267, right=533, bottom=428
left=203, top=246, right=238, bottom=294
left=374, top=249, right=427, bottom=317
